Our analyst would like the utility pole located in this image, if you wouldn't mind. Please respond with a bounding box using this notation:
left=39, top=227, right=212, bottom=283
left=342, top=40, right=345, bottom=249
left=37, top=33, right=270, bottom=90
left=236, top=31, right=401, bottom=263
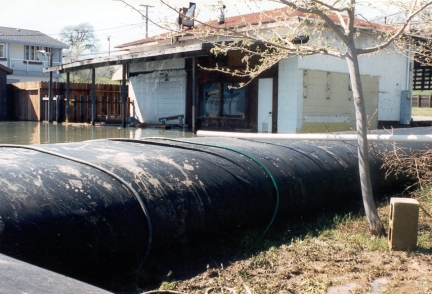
left=107, top=36, right=111, bottom=56
left=139, top=4, right=154, bottom=39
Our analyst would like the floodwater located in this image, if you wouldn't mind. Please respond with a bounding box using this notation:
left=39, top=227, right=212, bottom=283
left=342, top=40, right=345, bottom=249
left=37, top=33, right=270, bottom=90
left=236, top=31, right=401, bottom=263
left=0, top=121, right=195, bottom=145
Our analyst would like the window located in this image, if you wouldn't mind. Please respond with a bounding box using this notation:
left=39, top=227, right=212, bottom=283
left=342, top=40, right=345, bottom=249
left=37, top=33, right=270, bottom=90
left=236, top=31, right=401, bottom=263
left=0, top=44, right=4, bottom=58
left=201, top=83, right=219, bottom=117
left=25, top=45, right=51, bottom=61
left=200, top=82, right=245, bottom=118
left=223, top=83, right=245, bottom=117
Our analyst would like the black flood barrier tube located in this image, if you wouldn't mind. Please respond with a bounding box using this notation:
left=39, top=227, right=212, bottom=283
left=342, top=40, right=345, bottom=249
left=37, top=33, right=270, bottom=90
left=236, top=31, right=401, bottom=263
left=0, top=253, right=112, bottom=294
left=0, top=137, right=424, bottom=283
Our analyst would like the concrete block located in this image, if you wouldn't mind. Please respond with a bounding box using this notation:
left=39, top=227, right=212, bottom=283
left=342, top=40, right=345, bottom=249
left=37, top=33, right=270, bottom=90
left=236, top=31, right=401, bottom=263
left=388, top=197, right=419, bottom=251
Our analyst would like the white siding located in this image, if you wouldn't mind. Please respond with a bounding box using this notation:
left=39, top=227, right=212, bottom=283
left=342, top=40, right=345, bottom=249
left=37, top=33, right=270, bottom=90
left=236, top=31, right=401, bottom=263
left=8, top=43, right=22, bottom=60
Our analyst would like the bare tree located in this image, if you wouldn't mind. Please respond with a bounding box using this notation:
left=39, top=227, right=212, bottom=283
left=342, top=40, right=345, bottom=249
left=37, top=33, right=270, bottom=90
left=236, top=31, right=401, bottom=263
left=198, top=0, right=432, bottom=236
left=59, top=23, right=100, bottom=83
left=120, top=0, right=432, bottom=235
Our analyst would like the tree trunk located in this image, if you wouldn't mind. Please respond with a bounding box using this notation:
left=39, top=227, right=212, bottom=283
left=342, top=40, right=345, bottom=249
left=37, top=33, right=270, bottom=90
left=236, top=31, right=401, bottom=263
left=345, top=46, right=385, bottom=236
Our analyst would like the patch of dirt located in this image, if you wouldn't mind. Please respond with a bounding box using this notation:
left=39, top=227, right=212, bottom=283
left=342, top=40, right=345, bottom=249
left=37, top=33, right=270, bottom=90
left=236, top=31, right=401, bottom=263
left=115, top=198, right=432, bottom=294
left=166, top=248, right=431, bottom=294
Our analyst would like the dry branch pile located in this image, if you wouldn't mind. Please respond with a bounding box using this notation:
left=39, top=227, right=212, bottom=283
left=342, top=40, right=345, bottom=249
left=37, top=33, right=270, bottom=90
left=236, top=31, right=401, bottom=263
left=374, top=143, right=432, bottom=190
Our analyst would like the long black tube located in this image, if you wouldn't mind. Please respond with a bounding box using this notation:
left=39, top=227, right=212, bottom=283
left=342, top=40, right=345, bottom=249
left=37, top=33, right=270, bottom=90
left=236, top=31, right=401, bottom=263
left=0, top=253, right=111, bottom=294
left=0, top=136, right=426, bottom=283
left=0, top=144, right=153, bottom=272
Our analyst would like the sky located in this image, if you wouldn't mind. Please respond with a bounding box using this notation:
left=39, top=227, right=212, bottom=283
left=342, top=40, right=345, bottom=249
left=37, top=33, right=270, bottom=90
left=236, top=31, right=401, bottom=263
left=0, top=0, right=284, bottom=58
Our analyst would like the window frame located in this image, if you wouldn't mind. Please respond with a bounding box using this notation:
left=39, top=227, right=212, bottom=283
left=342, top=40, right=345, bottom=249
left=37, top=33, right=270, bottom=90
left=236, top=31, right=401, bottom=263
left=199, top=82, right=246, bottom=119
left=24, top=45, right=52, bottom=61
left=0, top=43, right=4, bottom=58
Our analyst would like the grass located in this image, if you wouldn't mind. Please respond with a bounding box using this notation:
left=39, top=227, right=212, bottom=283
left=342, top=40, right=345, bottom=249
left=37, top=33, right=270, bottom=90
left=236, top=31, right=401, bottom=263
left=125, top=193, right=432, bottom=294
left=412, top=107, right=432, bottom=117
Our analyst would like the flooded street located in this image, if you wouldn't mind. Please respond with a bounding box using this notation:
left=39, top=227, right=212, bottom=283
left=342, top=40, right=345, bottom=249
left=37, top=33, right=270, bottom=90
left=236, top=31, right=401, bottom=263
left=0, top=121, right=195, bottom=145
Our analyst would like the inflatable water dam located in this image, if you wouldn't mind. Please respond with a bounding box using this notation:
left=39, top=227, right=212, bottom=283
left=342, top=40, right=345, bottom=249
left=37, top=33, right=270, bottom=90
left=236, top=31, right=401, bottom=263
left=0, top=136, right=425, bottom=284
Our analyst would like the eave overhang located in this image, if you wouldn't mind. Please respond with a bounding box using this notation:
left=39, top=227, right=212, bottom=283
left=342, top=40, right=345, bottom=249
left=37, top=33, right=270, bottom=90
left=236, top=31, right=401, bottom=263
left=45, top=42, right=212, bottom=73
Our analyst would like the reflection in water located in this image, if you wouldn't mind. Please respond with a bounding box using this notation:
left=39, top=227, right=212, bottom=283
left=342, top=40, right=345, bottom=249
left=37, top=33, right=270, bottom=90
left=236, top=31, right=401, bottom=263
left=0, top=122, right=195, bottom=145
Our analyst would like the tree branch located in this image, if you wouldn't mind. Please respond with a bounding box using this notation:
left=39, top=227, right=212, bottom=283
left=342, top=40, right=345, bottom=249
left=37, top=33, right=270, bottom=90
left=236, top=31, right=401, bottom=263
left=278, top=0, right=349, bottom=46
left=336, top=11, right=349, bottom=33
left=358, top=0, right=432, bottom=54
left=312, top=0, right=351, bottom=13
left=346, top=0, right=356, bottom=39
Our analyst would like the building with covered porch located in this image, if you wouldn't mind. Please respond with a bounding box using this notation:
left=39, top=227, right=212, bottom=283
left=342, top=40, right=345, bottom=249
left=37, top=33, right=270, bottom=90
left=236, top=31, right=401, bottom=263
left=46, top=8, right=413, bottom=133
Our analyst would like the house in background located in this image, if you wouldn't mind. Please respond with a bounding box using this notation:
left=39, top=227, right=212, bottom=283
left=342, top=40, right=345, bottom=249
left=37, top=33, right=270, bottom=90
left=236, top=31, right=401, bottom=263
left=0, top=27, right=68, bottom=84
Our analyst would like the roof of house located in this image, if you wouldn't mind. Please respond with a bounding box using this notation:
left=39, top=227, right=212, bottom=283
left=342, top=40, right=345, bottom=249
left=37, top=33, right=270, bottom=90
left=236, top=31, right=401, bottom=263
left=0, top=26, right=69, bottom=49
left=46, top=7, right=390, bottom=73
left=115, top=7, right=385, bottom=49
left=0, top=64, right=13, bottom=75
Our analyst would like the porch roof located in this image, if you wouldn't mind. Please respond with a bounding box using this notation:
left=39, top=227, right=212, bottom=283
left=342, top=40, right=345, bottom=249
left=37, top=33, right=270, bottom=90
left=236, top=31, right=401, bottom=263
left=44, top=42, right=212, bottom=73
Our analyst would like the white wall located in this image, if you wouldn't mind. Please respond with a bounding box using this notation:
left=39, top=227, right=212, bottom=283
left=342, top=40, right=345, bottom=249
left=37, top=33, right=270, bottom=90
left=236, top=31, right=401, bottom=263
left=371, top=51, right=408, bottom=121
left=297, top=48, right=408, bottom=122
left=278, top=57, right=302, bottom=133
left=8, top=43, right=22, bottom=60
left=129, top=59, right=186, bottom=123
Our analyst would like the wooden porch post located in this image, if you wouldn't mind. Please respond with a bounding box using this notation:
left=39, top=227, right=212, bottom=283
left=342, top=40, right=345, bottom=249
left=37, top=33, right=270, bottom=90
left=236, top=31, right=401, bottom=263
left=73, top=95, right=77, bottom=122
left=48, top=57, right=53, bottom=122
left=91, top=68, right=96, bottom=126
left=121, top=64, right=127, bottom=128
left=80, top=96, right=84, bottom=122
left=192, top=57, right=196, bottom=133
left=55, top=95, right=61, bottom=123
left=66, top=72, right=70, bottom=123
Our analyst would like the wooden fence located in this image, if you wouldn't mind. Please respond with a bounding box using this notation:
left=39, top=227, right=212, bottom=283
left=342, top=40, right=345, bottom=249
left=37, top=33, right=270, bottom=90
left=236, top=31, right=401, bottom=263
left=7, top=81, right=130, bottom=123
left=412, top=94, right=432, bottom=108
left=413, top=67, right=432, bottom=91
